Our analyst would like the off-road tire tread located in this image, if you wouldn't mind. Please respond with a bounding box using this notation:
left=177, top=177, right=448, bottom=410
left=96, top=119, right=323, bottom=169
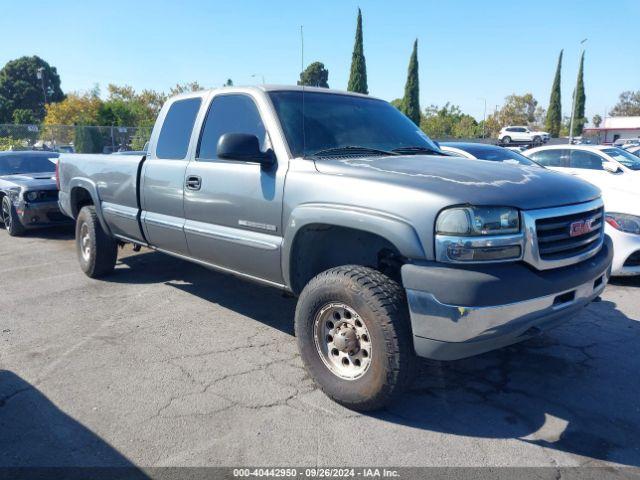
left=296, top=265, right=415, bottom=411
left=76, top=206, right=117, bottom=278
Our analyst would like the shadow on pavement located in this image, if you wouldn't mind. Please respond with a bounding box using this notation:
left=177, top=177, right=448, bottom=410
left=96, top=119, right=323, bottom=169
left=113, top=250, right=296, bottom=336
left=108, top=248, right=639, bottom=466
left=16, top=225, right=75, bottom=242
left=379, top=299, right=640, bottom=467
left=0, top=370, right=146, bottom=476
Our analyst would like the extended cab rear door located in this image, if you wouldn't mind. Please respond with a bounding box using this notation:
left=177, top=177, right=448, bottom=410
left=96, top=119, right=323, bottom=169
left=182, top=90, right=289, bottom=285
left=140, top=94, right=203, bottom=255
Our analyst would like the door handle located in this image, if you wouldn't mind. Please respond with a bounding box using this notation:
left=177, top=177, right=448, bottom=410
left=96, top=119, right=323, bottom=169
left=186, top=175, right=201, bottom=191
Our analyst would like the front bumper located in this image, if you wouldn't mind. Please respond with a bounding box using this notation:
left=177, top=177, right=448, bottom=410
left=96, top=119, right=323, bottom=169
left=17, top=200, right=73, bottom=229
left=606, top=223, right=640, bottom=276
left=401, top=236, right=613, bottom=361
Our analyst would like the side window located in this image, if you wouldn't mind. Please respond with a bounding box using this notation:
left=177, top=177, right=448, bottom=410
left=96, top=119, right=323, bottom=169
left=156, top=98, right=202, bottom=160
left=198, top=94, right=267, bottom=161
left=506, top=127, right=515, bottom=132
left=529, top=150, right=567, bottom=167
left=569, top=150, right=604, bottom=170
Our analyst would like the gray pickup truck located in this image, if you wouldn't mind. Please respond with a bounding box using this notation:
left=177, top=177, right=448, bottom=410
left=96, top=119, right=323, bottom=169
left=58, top=86, right=613, bottom=410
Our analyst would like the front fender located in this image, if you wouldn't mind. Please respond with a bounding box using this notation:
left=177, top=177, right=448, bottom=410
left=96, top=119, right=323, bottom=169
left=281, top=203, right=426, bottom=288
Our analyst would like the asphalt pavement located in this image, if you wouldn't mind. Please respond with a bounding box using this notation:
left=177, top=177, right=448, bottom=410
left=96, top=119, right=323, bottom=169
left=1, top=227, right=639, bottom=472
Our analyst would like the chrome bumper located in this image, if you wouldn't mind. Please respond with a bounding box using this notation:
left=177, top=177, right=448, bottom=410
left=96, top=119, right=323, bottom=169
left=405, top=270, right=609, bottom=361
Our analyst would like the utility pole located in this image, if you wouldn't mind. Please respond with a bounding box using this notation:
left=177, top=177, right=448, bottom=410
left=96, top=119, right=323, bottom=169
left=569, top=38, right=588, bottom=144
left=478, top=98, right=487, bottom=138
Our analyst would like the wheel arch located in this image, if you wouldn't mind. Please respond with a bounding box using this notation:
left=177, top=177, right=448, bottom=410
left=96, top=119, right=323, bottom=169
left=68, top=178, right=111, bottom=235
left=283, top=204, right=425, bottom=294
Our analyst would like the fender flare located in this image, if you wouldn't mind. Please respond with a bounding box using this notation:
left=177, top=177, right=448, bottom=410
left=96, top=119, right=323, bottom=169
left=67, top=178, right=112, bottom=235
left=281, top=203, right=426, bottom=288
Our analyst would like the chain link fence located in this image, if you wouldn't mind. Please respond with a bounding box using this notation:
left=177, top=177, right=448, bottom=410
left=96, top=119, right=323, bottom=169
left=0, top=124, right=152, bottom=153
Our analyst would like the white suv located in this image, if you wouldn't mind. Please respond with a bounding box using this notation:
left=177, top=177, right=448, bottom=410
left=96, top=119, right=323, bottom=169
left=499, top=126, right=549, bottom=145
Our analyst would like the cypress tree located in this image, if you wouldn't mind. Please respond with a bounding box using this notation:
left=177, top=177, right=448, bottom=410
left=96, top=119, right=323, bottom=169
left=545, top=50, right=563, bottom=137
left=401, top=39, right=420, bottom=126
left=347, top=8, right=368, bottom=94
left=572, top=51, right=586, bottom=137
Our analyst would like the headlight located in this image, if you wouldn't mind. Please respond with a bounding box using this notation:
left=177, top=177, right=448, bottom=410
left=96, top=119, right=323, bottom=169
left=436, top=206, right=520, bottom=236
left=605, top=212, right=640, bottom=234
left=435, top=206, right=523, bottom=263
left=25, top=191, right=39, bottom=201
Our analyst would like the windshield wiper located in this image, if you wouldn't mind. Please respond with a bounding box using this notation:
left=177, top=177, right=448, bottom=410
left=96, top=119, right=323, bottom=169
left=308, top=146, right=399, bottom=158
left=391, top=146, right=446, bottom=156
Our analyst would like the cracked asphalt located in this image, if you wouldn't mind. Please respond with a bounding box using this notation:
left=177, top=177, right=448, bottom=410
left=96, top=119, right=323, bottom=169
left=1, top=227, right=639, bottom=469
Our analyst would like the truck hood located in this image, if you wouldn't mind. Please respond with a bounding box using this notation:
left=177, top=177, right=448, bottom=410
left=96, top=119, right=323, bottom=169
left=0, top=172, right=57, bottom=189
left=313, top=155, right=601, bottom=210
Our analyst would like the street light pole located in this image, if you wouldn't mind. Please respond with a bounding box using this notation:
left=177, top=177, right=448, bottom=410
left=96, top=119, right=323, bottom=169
left=36, top=67, right=47, bottom=105
left=568, top=38, right=587, bottom=144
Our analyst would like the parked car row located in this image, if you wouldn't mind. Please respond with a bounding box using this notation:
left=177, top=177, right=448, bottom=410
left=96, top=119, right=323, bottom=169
left=1, top=86, right=629, bottom=411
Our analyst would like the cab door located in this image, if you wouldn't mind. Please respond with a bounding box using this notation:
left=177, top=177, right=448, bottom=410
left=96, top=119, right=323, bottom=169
left=141, top=95, right=203, bottom=254
left=182, top=92, right=288, bottom=285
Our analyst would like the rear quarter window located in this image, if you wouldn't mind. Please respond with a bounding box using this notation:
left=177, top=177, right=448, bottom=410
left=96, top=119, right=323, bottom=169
left=156, top=98, right=202, bottom=160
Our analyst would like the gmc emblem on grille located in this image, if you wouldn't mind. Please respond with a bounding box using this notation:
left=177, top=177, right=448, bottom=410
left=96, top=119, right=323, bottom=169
left=569, top=218, right=595, bottom=237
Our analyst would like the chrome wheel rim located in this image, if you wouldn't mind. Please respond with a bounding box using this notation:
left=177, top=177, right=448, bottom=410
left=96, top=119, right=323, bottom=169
left=2, top=200, right=11, bottom=231
left=80, top=223, right=91, bottom=261
left=313, top=302, right=372, bottom=380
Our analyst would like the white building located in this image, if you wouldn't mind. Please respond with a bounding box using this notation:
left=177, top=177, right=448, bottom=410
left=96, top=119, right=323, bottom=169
left=584, top=116, right=640, bottom=144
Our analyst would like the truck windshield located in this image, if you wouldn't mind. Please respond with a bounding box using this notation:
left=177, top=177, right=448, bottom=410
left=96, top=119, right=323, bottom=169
left=0, top=154, right=58, bottom=175
left=268, top=91, right=441, bottom=158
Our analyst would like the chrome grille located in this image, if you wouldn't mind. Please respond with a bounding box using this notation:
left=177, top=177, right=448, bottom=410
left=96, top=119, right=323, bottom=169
left=535, top=206, right=604, bottom=261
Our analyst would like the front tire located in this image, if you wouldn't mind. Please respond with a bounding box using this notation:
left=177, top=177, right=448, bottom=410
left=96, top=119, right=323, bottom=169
left=533, top=136, right=542, bottom=146
left=76, top=205, right=118, bottom=278
left=2, top=196, right=25, bottom=237
left=295, top=265, right=414, bottom=411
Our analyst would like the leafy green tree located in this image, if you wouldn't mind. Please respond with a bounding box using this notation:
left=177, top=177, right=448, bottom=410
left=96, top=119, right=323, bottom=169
left=347, top=8, right=368, bottom=94
left=390, top=98, right=403, bottom=110
left=224, top=79, right=234, bottom=87
left=74, top=125, right=104, bottom=153
left=420, top=103, right=479, bottom=139
left=609, top=91, right=640, bottom=116
left=0, top=56, right=64, bottom=123
left=545, top=50, right=563, bottom=137
left=401, top=40, right=420, bottom=125
left=298, top=62, right=329, bottom=88
left=571, top=51, right=586, bottom=136
left=12, top=109, right=37, bottom=124
left=592, top=114, right=602, bottom=127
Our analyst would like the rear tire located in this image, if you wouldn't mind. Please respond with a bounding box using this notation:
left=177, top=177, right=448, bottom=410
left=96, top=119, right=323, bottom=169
left=502, top=136, right=511, bottom=145
left=2, top=196, right=25, bottom=237
left=295, top=265, right=415, bottom=411
left=76, top=205, right=117, bottom=278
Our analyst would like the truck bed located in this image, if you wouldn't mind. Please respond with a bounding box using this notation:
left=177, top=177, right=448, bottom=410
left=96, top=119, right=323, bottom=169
left=57, top=153, right=146, bottom=243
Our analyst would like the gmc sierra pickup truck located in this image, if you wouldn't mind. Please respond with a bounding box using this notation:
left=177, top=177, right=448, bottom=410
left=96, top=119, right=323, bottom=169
left=58, top=86, right=613, bottom=410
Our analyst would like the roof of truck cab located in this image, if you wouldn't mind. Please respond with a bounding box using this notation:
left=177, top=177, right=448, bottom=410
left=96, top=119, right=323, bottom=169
left=171, top=85, right=378, bottom=101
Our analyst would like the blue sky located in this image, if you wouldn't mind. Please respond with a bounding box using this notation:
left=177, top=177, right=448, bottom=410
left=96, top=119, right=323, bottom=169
left=1, top=0, right=638, bottom=123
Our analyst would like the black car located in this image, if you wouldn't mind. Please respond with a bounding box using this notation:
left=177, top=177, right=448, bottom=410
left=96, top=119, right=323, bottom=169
left=0, top=151, right=72, bottom=236
left=440, top=142, right=542, bottom=167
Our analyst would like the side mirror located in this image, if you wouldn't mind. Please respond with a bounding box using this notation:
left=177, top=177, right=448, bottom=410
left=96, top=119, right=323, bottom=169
left=603, top=161, right=621, bottom=174
left=217, top=133, right=276, bottom=168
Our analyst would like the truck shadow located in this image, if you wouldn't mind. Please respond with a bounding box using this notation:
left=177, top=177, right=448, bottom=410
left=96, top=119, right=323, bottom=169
left=111, top=250, right=639, bottom=466
left=0, top=370, right=147, bottom=476
left=380, top=299, right=640, bottom=467
left=112, top=250, right=297, bottom=336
